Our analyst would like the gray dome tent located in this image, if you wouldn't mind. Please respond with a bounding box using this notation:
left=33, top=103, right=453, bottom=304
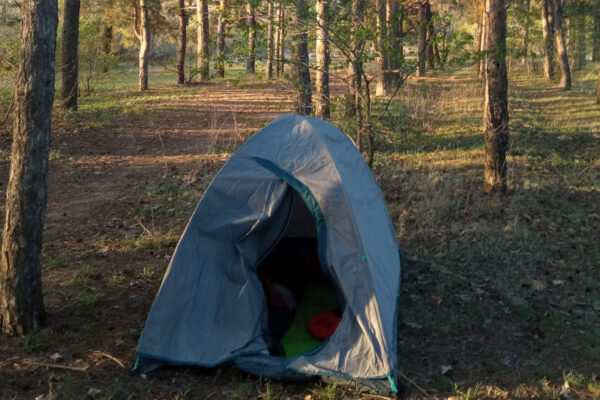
left=133, top=115, right=401, bottom=391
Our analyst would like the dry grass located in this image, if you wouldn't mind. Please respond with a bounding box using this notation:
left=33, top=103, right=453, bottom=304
left=0, top=64, right=599, bottom=399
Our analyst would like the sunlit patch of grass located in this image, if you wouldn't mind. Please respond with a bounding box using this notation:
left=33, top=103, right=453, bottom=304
left=139, top=267, right=155, bottom=280
left=107, top=271, right=125, bottom=286
left=311, top=383, right=342, bottom=400
left=122, top=232, right=179, bottom=251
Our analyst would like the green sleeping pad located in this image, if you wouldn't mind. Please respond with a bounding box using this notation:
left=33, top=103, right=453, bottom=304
left=280, top=284, right=339, bottom=358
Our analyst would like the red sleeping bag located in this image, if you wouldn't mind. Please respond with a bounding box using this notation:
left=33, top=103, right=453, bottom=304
left=307, top=311, right=342, bottom=340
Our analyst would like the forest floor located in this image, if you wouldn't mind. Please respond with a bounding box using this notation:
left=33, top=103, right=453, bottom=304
left=0, top=64, right=599, bottom=400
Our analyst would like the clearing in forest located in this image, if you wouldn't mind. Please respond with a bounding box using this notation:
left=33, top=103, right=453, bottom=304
left=0, top=67, right=599, bottom=399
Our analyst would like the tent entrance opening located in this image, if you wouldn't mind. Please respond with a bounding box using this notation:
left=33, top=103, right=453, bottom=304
left=257, top=190, right=340, bottom=358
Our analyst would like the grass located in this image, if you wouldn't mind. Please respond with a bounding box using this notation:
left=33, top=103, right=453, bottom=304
left=0, top=62, right=598, bottom=399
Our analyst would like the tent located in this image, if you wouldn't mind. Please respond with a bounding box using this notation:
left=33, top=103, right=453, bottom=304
left=133, top=114, right=402, bottom=392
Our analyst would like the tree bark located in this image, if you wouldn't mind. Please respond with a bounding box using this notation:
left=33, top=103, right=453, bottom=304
left=216, top=0, right=227, bottom=78
left=102, top=24, right=112, bottom=73
left=246, top=1, right=256, bottom=75
left=593, top=14, right=600, bottom=62
left=197, top=0, right=209, bottom=81
left=345, top=0, right=364, bottom=119
left=352, top=0, right=364, bottom=147
left=478, top=6, right=487, bottom=79
left=551, top=0, right=571, bottom=88
left=0, top=0, right=57, bottom=336
left=61, top=0, right=79, bottom=111
left=291, top=0, right=311, bottom=114
left=276, top=3, right=285, bottom=76
left=417, top=0, right=427, bottom=77
left=521, top=0, right=530, bottom=68
left=572, top=10, right=586, bottom=70
left=387, top=0, right=403, bottom=70
left=375, top=0, right=389, bottom=96
left=266, top=2, right=274, bottom=80
left=274, top=2, right=281, bottom=77
left=541, top=0, right=554, bottom=80
left=137, top=0, right=150, bottom=91
left=483, top=0, right=509, bottom=194
left=597, top=61, right=600, bottom=104
left=177, top=0, right=187, bottom=84
left=425, top=1, right=434, bottom=70
left=315, top=0, right=330, bottom=118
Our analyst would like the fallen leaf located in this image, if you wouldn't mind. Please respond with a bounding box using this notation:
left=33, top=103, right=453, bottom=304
left=531, top=280, right=546, bottom=291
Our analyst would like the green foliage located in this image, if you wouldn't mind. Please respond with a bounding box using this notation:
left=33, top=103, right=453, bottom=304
left=0, top=8, right=20, bottom=82
left=78, top=16, right=119, bottom=95
left=430, top=14, right=474, bottom=68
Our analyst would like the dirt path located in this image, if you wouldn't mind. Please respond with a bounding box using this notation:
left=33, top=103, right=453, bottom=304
left=0, top=78, right=299, bottom=399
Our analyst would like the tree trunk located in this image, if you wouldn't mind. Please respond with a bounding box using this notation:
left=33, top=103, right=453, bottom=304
left=541, top=0, right=554, bottom=80
left=345, top=0, right=364, bottom=119
left=375, top=0, right=389, bottom=96
left=573, top=11, right=586, bottom=70
left=177, top=0, right=187, bottom=84
left=425, top=1, right=434, bottom=70
left=593, top=14, right=600, bottom=62
left=61, top=0, right=79, bottom=111
left=387, top=0, right=403, bottom=70
left=102, top=24, right=112, bottom=73
left=276, top=4, right=285, bottom=76
left=417, top=0, right=427, bottom=77
left=274, top=2, right=281, bottom=77
left=291, top=0, right=311, bottom=114
left=216, top=0, right=227, bottom=78
left=364, top=78, right=375, bottom=167
left=197, top=0, right=209, bottom=81
left=246, top=2, right=256, bottom=75
left=521, top=0, right=530, bottom=68
left=479, top=6, right=487, bottom=79
left=266, top=2, right=274, bottom=80
left=315, top=0, right=330, bottom=118
left=483, top=0, right=509, bottom=194
left=137, top=0, right=150, bottom=91
left=0, top=0, right=57, bottom=337
left=344, top=63, right=356, bottom=117
left=352, top=0, right=364, bottom=148
left=551, top=0, right=571, bottom=88
left=597, top=62, right=600, bottom=104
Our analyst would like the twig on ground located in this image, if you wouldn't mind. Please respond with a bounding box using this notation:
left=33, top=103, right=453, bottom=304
left=397, top=371, right=434, bottom=399
left=92, top=351, right=126, bottom=368
left=358, top=393, right=397, bottom=400
left=22, top=360, right=89, bottom=372
left=137, top=220, right=153, bottom=237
